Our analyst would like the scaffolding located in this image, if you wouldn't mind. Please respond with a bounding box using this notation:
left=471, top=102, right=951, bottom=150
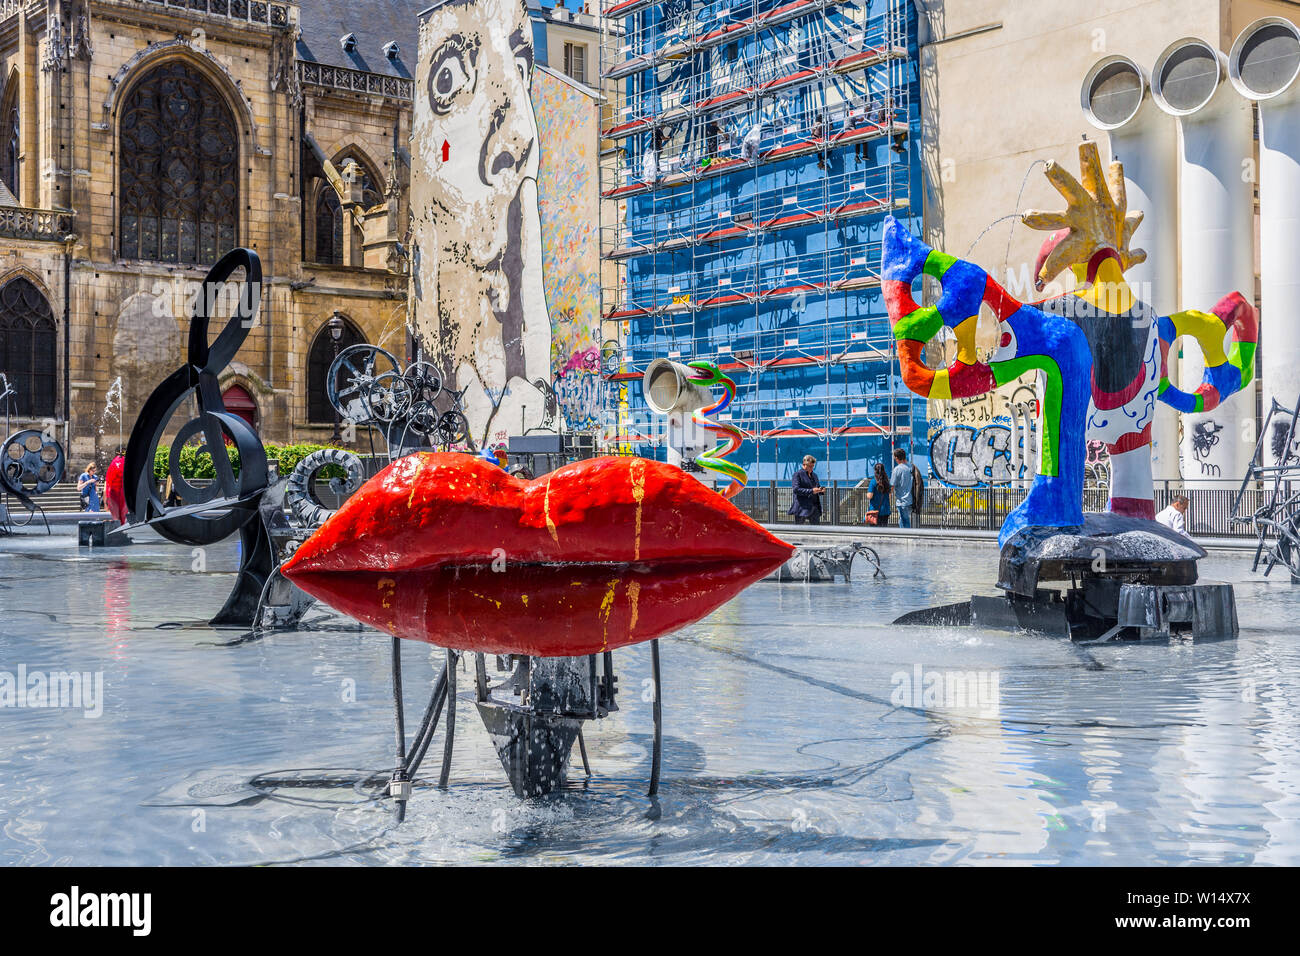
left=599, top=0, right=921, bottom=482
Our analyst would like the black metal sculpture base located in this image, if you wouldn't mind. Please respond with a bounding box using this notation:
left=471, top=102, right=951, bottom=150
left=209, top=510, right=277, bottom=628
left=475, top=655, right=615, bottom=798
left=385, top=639, right=661, bottom=816
left=77, top=519, right=132, bottom=548
left=895, top=513, right=1239, bottom=643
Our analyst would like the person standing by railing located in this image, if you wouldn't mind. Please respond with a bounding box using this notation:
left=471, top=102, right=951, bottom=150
left=891, top=448, right=914, bottom=528
left=788, top=454, right=824, bottom=525
left=867, top=462, right=891, bottom=526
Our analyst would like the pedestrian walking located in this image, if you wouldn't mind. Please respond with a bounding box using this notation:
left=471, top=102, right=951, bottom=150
left=788, top=454, right=824, bottom=525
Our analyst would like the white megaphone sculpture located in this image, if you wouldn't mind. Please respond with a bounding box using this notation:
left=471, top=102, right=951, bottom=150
left=642, top=358, right=713, bottom=472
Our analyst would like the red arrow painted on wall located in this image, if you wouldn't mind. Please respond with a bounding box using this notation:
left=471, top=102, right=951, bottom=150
left=442, top=140, right=450, bottom=162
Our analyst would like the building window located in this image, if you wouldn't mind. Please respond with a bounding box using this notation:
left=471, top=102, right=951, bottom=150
left=306, top=316, right=365, bottom=423
left=0, top=277, right=57, bottom=418
left=1, top=95, right=17, bottom=200
left=563, top=43, right=587, bottom=84
left=118, top=60, right=239, bottom=265
left=306, top=153, right=382, bottom=266
left=314, top=187, right=344, bottom=266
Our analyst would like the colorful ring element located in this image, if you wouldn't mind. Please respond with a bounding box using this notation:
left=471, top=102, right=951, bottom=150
left=686, top=360, right=748, bottom=499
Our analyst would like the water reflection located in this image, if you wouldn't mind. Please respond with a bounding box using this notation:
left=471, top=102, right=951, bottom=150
left=0, top=533, right=1298, bottom=865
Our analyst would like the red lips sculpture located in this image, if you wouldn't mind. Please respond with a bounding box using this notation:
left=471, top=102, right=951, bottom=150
left=281, top=454, right=794, bottom=657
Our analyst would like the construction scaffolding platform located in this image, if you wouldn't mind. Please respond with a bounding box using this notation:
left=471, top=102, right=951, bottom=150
left=599, top=0, right=922, bottom=482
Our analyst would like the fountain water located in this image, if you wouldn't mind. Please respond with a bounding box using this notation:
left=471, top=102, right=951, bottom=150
left=961, top=160, right=1049, bottom=271
left=97, top=377, right=125, bottom=453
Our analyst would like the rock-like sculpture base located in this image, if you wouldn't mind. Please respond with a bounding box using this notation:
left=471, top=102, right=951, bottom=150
left=895, top=514, right=1238, bottom=642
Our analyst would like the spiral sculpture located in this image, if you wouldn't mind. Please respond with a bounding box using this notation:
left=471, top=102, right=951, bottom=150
left=686, top=360, right=748, bottom=499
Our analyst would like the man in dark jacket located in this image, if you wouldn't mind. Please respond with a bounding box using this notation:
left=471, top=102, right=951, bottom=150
left=788, top=454, right=824, bottom=525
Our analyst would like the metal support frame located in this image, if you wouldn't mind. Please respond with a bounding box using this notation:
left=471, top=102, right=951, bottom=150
left=381, top=637, right=666, bottom=812
left=1232, top=393, right=1300, bottom=580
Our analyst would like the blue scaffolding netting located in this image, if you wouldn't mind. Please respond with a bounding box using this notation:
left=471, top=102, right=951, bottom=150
left=598, top=0, right=927, bottom=483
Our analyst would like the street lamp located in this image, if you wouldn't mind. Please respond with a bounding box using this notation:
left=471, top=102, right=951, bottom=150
left=329, top=312, right=345, bottom=443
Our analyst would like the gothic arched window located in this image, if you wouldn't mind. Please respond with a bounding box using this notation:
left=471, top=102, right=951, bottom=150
left=306, top=316, right=365, bottom=423
left=119, top=60, right=239, bottom=265
left=314, top=186, right=343, bottom=266
left=0, top=277, right=57, bottom=418
left=1, top=79, right=18, bottom=199
left=308, top=152, right=383, bottom=266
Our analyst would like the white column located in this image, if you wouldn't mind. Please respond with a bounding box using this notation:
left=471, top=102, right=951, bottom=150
left=1154, top=40, right=1256, bottom=489
left=1108, top=110, right=1181, bottom=481
left=1231, top=19, right=1300, bottom=466
left=1083, top=56, right=1181, bottom=494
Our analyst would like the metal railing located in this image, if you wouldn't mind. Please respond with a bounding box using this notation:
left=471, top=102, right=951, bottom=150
left=140, top=0, right=293, bottom=28
left=727, top=479, right=1282, bottom=538
left=297, top=61, right=414, bottom=102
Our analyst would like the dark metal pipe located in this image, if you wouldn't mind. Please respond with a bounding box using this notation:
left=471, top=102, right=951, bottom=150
left=62, top=237, right=73, bottom=460
left=391, top=636, right=406, bottom=770
left=405, top=669, right=449, bottom=782
left=439, top=648, right=457, bottom=788
left=648, top=639, right=662, bottom=797
left=578, top=728, right=591, bottom=778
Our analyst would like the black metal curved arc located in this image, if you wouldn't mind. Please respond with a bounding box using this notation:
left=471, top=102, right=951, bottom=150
left=123, top=367, right=196, bottom=523
left=649, top=638, right=662, bottom=798
left=125, top=381, right=267, bottom=544
left=189, top=248, right=263, bottom=375
left=439, top=648, right=457, bottom=789
left=150, top=410, right=266, bottom=547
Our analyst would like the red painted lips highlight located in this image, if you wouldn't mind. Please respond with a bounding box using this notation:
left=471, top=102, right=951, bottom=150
left=281, top=454, right=794, bottom=656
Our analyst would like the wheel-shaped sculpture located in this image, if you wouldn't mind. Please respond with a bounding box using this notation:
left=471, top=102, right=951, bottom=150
left=436, top=410, right=469, bottom=447
left=326, top=344, right=404, bottom=426
left=366, top=371, right=411, bottom=424
left=285, top=448, right=366, bottom=528
left=404, top=400, right=440, bottom=437
left=402, top=361, right=443, bottom=406
left=1, top=430, right=65, bottom=497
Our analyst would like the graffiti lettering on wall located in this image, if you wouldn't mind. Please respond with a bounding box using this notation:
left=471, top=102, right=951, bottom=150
left=534, top=68, right=604, bottom=432
left=1085, top=439, right=1111, bottom=487
left=929, top=423, right=1032, bottom=487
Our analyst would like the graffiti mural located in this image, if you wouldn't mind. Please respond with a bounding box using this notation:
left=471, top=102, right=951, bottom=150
left=929, top=423, right=1032, bottom=487
left=533, top=66, right=604, bottom=431
left=410, top=0, right=556, bottom=448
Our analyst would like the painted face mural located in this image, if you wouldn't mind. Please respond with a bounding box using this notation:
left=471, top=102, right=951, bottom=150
left=411, top=0, right=555, bottom=448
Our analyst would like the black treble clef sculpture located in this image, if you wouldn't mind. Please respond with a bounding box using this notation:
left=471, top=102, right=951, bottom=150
left=122, top=248, right=272, bottom=627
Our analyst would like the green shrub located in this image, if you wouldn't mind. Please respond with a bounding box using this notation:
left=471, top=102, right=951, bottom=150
left=154, top=441, right=346, bottom=481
